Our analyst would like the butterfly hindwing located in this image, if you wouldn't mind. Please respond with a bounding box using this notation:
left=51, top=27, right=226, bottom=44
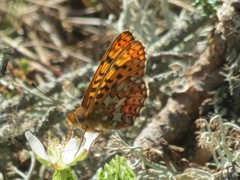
left=97, top=76, right=147, bottom=129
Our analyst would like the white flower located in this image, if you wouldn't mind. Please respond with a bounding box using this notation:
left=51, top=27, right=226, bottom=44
left=25, top=131, right=100, bottom=170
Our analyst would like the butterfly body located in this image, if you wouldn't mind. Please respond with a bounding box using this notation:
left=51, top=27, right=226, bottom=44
left=67, top=31, right=147, bottom=133
left=67, top=106, right=120, bottom=132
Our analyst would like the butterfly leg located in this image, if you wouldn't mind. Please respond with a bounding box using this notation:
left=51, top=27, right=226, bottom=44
left=74, top=127, right=88, bottom=157
left=66, top=127, right=74, bottom=141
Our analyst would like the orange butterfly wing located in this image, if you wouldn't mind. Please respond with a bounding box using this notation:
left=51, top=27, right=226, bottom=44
left=81, top=31, right=135, bottom=110
left=67, top=31, right=146, bottom=131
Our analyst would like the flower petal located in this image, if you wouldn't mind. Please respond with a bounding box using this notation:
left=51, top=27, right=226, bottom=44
left=82, top=131, right=101, bottom=150
left=62, top=138, right=84, bottom=165
left=25, top=131, right=51, bottom=165
left=62, top=132, right=101, bottom=166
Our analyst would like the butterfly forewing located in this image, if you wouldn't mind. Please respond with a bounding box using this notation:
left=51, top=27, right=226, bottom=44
left=81, top=31, right=135, bottom=110
left=88, top=40, right=145, bottom=110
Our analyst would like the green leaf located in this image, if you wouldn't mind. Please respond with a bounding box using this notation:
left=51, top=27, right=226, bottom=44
left=97, top=155, right=136, bottom=180
left=20, top=58, right=29, bottom=74
left=53, top=169, right=76, bottom=180
left=192, top=0, right=218, bottom=18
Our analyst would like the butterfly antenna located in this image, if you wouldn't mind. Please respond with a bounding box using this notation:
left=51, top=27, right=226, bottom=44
left=31, top=82, right=70, bottom=111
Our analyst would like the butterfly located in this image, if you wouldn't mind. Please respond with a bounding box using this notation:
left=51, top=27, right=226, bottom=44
left=66, top=31, right=147, bottom=133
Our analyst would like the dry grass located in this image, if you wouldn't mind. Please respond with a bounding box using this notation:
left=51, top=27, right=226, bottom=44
left=1, top=0, right=240, bottom=179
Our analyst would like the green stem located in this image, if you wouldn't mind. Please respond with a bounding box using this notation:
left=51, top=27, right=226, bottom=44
left=60, top=170, right=67, bottom=180
left=53, top=169, right=68, bottom=180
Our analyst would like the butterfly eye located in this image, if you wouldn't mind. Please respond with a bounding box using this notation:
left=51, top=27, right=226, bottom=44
left=76, top=115, right=84, bottom=123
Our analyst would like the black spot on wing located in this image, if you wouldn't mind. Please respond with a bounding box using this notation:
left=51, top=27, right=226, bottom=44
left=100, top=85, right=110, bottom=91
left=105, top=79, right=113, bottom=83
left=116, top=74, right=123, bottom=79
left=106, top=56, right=112, bottom=63
left=96, top=93, right=104, bottom=99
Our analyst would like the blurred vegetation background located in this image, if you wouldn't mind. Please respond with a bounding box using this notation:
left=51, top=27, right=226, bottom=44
left=1, top=0, right=240, bottom=179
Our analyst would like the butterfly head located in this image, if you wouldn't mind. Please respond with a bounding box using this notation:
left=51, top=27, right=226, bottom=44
left=66, top=106, right=88, bottom=130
